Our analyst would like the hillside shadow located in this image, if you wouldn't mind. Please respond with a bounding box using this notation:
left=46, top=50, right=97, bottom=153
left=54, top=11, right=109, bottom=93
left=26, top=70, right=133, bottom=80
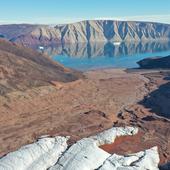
left=138, top=74, right=170, bottom=119
left=159, top=162, right=170, bottom=170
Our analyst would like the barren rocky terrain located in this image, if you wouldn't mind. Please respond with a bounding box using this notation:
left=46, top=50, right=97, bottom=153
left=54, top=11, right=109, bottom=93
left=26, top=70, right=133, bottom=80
left=0, top=66, right=170, bottom=167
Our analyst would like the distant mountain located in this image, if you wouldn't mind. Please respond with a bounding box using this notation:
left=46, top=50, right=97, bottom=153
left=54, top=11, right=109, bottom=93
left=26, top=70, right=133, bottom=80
left=0, top=20, right=170, bottom=46
left=0, top=24, right=61, bottom=46
left=0, top=39, right=83, bottom=95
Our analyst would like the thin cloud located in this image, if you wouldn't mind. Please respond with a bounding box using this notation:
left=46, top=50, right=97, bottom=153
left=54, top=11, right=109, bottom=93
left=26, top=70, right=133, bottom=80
left=1, top=15, right=170, bottom=25
left=95, top=14, right=170, bottom=24
left=0, top=17, right=85, bottom=25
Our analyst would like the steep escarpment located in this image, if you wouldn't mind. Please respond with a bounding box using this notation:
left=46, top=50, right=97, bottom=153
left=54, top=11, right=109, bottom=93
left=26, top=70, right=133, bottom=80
left=56, top=20, right=170, bottom=43
left=0, top=39, right=83, bottom=94
left=0, top=20, right=170, bottom=46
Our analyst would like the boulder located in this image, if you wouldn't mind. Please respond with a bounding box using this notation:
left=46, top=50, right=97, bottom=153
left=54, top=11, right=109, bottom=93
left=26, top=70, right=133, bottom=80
left=99, top=146, right=159, bottom=170
left=90, top=126, right=138, bottom=146
left=50, top=138, right=110, bottom=170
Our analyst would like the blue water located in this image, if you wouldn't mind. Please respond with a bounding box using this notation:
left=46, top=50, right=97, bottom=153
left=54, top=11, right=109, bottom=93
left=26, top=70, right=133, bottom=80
left=47, top=41, right=170, bottom=71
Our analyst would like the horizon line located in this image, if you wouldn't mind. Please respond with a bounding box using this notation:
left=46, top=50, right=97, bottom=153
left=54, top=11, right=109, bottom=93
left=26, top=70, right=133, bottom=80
left=0, top=19, right=170, bottom=26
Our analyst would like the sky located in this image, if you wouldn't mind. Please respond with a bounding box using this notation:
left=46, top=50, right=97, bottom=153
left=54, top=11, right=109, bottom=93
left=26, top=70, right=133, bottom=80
left=1, top=0, right=170, bottom=24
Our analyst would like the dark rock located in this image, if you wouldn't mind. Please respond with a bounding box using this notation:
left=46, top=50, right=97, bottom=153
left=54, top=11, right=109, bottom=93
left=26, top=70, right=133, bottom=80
left=138, top=55, right=170, bottom=69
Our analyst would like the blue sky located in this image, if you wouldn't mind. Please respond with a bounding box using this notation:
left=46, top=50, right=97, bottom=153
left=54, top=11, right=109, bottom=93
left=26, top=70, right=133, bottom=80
left=1, top=0, right=170, bottom=24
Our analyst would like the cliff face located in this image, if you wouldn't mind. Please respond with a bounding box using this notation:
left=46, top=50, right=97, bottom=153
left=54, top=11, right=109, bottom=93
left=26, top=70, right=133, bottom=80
left=0, top=20, right=170, bottom=46
left=57, top=20, right=170, bottom=43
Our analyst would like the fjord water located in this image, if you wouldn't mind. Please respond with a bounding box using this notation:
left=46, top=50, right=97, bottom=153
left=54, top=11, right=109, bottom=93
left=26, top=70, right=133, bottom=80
left=47, top=41, right=170, bottom=71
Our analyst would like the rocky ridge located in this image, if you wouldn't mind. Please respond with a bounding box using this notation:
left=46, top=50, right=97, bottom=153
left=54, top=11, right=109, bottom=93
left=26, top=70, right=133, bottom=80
left=0, top=38, right=83, bottom=94
left=0, top=20, right=170, bottom=46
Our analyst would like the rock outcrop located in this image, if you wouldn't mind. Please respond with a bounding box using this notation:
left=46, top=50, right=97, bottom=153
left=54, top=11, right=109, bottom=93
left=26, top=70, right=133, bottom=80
left=99, top=147, right=159, bottom=170
left=0, top=20, right=170, bottom=46
left=0, top=137, right=68, bottom=170
left=137, top=55, right=170, bottom=69
left=0, top=127, right=160, bottom=170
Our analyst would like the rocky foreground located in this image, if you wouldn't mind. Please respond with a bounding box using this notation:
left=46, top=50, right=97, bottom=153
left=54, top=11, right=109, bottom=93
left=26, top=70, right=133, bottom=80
left=0, top=127, right=160, bottom=170
left=0, top=68, right=170, bottom=169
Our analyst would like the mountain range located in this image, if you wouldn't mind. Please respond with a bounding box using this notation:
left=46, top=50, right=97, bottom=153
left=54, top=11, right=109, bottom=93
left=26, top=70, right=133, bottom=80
left=0, top=20, right=170, bottom=47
